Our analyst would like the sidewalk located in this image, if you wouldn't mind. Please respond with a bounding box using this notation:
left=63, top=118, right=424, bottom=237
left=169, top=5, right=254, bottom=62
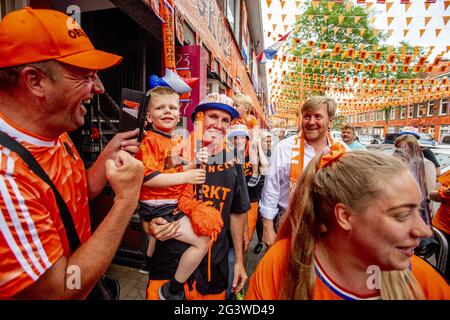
left=106, top=264, right=148, bottom=300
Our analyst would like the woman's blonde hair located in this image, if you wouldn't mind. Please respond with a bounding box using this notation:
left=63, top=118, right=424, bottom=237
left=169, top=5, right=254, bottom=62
left=232, top=94, right=253, bottom=114
left=278, top=150, right=425, bottom=300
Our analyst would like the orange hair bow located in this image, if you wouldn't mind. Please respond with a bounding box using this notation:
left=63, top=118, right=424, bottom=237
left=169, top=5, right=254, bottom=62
left=319, top=143, right=347, bottom=169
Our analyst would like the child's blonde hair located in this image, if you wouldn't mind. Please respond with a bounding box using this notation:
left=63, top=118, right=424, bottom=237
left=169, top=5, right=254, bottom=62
left=147, top=86, right=179, bottom=110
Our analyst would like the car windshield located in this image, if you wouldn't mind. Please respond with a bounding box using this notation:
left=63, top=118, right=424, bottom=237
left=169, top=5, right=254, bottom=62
left=418, top=133, right=433, bottom=141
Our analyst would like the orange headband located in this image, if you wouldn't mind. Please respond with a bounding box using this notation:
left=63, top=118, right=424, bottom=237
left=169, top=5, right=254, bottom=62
left=319, top=143, right=347, bottom=169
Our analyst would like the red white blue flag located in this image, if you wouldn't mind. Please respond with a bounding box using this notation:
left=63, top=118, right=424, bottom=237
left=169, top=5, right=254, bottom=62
left=257, top=31, right=291, bottom=64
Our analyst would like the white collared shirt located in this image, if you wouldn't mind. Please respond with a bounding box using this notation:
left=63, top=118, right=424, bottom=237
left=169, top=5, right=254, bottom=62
left=259, top=135, right=349, bottom=220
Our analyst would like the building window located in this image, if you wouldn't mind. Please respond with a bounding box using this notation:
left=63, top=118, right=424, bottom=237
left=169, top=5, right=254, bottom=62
left=225, top=0, right=241, bottom=39
left=408, top=104, right=414, bottom=118
left=400, top=106, right=406, bottom=119
left=363, top=113, right=367, bottom=122
left=440, top=98, right=448, bottom=115
left=383, top=110, right=386, bottom=120
left=429, top=126, right=435, bottom=136
left=421, top=126, right=427, bottom=133
left=390, top=108, right=396, bottom=120
left=427, top=100, right=435, bottom=117
left=376, top=111, right=381, bottom=121
left=359, top=114, right=363, bottom=122
left=417, top=103, right=423, bottom=118
left=370, top=113, right=374, bottom=122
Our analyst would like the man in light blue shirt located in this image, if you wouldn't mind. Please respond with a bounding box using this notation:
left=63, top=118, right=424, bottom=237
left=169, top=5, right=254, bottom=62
left=341, top=125, right=367, bottom=150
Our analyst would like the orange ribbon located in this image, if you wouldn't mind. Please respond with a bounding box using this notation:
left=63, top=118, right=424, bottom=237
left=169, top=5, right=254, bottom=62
left=319, top=143, right=347, bottom=169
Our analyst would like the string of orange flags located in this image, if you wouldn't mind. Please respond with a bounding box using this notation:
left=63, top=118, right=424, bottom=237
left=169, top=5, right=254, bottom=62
left=261, top=0, right=450, bottom=122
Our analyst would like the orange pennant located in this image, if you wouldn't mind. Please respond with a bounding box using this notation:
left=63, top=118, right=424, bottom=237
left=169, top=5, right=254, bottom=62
left=436, top=29, right=442, bottom=37
left=386, top=2, right=393, bottom=12
left=360, top=28, right=366, bottom=36
left=387, top=17, right=394, bottom=26
left=406, top=17, right=413, bottom=26
left=424, top=17, right=432, bottom=27
left=403, top=29, right=409, bottom=37
left=338, top=15, right=345, bottom=25
left=444, top=16, right=450, bottom=26
left=280, top=1, right=286, bottom=9
left=266, top=0, right=272, bottom=8
left=419, top=29, right=426, bottom=37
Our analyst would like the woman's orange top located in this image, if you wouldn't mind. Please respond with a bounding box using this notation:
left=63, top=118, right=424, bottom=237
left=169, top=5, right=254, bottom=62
left=246, top=238, right=450, bottom=300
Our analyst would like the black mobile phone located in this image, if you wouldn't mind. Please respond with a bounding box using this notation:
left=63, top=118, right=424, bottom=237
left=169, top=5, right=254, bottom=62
left=118, top=88, right=150, bottom=142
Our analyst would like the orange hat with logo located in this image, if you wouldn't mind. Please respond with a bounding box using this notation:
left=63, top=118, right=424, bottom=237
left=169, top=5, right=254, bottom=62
left=0, top=7, right=122, bottom=69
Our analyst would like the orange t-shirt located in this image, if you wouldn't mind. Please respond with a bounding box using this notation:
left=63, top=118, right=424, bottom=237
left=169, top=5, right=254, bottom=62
left=432, top=171, right=450, bottom=235
left=231, top=115, right=259, bottom=130
left=0, top=115, right=90, bottom=298
left=136, top=129, right=187, bottom=203
left=246, top=238, right=450, bottom=300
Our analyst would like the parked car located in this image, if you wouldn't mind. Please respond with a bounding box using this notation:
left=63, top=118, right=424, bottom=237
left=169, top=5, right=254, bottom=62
left=417, top=133, right=437, bottom=147
left=440, top=134, right=450, bottom=145
left=384, top=132, right=436, bottom=147
left=330, top=131, right=342, bottom=141
left=358, top=134, right=384, bottom=146
left=368, top=144, right=450, bottom=174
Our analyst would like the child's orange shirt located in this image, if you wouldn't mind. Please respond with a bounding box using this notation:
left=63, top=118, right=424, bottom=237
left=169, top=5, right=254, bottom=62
left=246, top=238, right=450, bottom=300
left=136, top=129, right=190, bottom=204
left=231, top=114, right=259, bottom=130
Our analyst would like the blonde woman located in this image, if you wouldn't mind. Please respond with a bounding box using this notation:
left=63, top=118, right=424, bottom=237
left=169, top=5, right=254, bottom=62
left=246, top=148, right=450, bottom=299
left=232, top=94, right=261, bottom=187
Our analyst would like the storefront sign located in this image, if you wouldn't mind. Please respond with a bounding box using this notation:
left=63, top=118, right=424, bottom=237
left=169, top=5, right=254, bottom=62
left=176, top=45, right=207, bottom=131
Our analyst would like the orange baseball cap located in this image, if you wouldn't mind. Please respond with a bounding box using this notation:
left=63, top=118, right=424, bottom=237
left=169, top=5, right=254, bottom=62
left=0, top=7, right=122, bottom=70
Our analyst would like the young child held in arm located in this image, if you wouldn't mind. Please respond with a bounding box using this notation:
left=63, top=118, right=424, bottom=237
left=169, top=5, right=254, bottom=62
left=136, top=86, right=222, bottom=300
left=231, top=94, right=261, bottom=187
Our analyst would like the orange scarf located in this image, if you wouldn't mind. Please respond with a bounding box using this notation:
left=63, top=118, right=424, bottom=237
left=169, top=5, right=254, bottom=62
left=289, top=132, right=333, bottom=193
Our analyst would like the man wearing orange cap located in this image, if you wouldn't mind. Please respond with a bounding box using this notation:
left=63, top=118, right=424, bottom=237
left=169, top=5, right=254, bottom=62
left=0, top=8, right=144, bottom=299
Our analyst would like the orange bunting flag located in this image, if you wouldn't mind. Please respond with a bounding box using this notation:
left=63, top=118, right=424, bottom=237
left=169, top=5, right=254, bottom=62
left=387, top=17, right=394, bottom=26
left=404, top=29, right=409, bottom=37
left=386, top=2, right=394, bottom=12
left=445, top=1, right=450, bottom=10
left=387, top=53, right=396, bottom=64
left=444, top=17, right=450, bottom=26
left=360, top=28, right=366, bottom=36
left=403, top=55, right=413, bottom=65
left=425, top=17, right=432, bottom=27
left=419, top=29, right=426, bottom=37
left=338, top=15, right=345, bottom=25
left=432, top=56, right=442, bottom=66
left=280, top=1, right=286, bottom=9
left=417, top=56, right=426, bottom=66
left=333, top=44, right=342, bottom=55
left=354, top=16, right=361, bottom=24
left=334, top=27, right=339, bottom=35
left=266, top=0, right=272, bottom=8
left=435, top=29, right=442, bottom=37
left=359, top=50, right=368, bottom=60
left=373, top=51, right=382, bottom=60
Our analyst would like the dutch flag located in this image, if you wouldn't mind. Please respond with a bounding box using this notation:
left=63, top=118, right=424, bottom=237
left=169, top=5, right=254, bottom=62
left=257, top=31, right=291, bottom=64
